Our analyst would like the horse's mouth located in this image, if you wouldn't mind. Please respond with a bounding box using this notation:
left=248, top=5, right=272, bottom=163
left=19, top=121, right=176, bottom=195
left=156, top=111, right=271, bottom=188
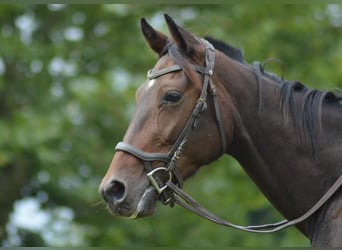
left=129, top=186, right=157, bottom=219
left=106, top=186, right=158, bottom=219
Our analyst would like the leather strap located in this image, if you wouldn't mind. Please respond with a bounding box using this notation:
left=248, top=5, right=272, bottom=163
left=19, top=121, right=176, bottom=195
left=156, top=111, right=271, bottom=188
left=166, top=175, right=342, bottom=233
left=147, top=65, right=182, bottom=80
left=115, top=142, right=169, bottom=162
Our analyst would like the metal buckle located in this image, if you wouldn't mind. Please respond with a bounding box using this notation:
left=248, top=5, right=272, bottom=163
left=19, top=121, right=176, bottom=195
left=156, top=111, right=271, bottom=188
left=147, top=69, right=153, bottom=79
left=147, top=167, right=172, bottom=194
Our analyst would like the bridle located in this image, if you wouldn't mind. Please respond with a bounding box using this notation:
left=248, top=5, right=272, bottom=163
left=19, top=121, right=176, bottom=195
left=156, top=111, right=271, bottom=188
left=115, top=40, right=226, bottom=202
left=114, top=40, right=342, bottom=233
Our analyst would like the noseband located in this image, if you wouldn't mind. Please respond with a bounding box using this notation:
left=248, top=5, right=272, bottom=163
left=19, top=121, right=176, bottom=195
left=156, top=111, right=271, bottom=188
left=114, top=40, right=342, bottom=233
left=115, top=40, right=226, bottom=203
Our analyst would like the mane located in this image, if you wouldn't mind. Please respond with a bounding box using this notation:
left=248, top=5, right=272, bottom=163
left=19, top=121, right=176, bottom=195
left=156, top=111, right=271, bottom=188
left=205, top=36, right=244, bottom=63
left=207, top=37, right=342, bottom=154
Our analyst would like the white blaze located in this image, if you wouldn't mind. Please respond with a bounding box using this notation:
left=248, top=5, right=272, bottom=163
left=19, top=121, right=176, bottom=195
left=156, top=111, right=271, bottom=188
left=147, top=79, right=155, bottom=89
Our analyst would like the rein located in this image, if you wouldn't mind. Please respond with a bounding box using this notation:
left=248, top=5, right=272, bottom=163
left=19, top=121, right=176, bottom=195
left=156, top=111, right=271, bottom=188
left=167, top=177, right=342, bottom=233
left=115, top=40, right=342, bottom=233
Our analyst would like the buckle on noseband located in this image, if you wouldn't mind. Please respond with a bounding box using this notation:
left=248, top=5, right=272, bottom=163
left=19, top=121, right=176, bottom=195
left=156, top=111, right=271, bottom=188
left=146, top=167, right=172, bottom=194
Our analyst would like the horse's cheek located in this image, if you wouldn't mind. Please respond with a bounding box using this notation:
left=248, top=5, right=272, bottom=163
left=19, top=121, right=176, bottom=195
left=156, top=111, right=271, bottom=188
left=157, top=110, right=182, bottom=144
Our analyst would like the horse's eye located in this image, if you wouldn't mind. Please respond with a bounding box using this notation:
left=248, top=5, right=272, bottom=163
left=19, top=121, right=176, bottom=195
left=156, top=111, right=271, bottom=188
left=163, top=91, right=182, bottom=104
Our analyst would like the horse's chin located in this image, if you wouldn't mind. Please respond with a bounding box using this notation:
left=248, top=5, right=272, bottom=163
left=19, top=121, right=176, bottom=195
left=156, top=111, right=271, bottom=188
left=129, top=186, right=158, bottom=219
left=107, top=186, right=158, bottom=219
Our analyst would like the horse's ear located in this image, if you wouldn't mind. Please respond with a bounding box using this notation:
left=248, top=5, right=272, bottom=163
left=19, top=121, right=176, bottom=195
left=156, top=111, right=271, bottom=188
left=140, top=18, right=168, bottom=56
left=164, top=14, right=191, bottom=54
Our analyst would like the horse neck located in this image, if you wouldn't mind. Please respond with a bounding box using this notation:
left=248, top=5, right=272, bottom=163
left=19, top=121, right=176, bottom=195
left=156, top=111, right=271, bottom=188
left=214, top=54, right=341, bottom=236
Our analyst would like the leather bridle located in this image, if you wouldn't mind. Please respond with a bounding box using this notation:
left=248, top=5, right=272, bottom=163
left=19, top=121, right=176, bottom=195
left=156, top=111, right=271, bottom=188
left=115, top=40, right=226, bottom=204
left=114, top=40, right=342, bottom=233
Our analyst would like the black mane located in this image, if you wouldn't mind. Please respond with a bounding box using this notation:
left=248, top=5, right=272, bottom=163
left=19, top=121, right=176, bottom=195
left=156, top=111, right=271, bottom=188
left=205, top=36, right=244, bottom=63
left=207, top=37, right=342, bottom=153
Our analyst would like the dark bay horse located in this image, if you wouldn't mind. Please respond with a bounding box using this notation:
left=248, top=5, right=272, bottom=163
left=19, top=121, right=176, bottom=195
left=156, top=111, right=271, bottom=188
left=99, top=15, right=342, bottom=246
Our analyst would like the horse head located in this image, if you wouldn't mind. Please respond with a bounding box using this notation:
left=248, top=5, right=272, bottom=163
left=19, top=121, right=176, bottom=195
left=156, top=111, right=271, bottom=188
left=98, top=14, right=235, bottom=218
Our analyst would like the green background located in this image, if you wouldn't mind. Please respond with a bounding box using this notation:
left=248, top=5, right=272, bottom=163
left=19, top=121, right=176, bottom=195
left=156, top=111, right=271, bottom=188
left=1, top=4, right=341, bottom=247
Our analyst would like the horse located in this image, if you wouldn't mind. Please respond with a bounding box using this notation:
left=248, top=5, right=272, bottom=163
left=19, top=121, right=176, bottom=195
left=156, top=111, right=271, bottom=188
left=99, top=14, right=342, bottom=246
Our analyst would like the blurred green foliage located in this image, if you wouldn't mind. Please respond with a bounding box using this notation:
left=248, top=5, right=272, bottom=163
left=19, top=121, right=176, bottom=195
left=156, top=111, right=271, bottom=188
left=1, top=4, right=341, bottom=247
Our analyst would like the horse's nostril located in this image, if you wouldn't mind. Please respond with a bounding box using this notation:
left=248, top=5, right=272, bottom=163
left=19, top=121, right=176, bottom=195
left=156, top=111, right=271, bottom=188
left=105, top=180, right=126, bottom=203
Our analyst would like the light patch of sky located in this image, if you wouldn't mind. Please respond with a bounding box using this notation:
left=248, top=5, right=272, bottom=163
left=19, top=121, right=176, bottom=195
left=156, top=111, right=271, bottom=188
left=64, top=26, right=84, bottom=42
left=5, top=197, right=84, bottom=246
left=179, top=8, right=197, bottom=21
left=48, top=57, right=77, bottom=77
left=149, top=12, right=166, bottom=31
left=47, top=4, right=66, bottom=12
left=30, top=59, right=43, bottom=74
left=103, top=4, right=129, bottom=16
left=327, top=4, right=342, bottom=27
left=93, top=23, right=109, bottom=37
left=148, top=9, right=197, bottom=33
left=70, top=77, right=98, bottom=95
left=15, top=12, right=37, bottom=44
left=0, top=57, right=5, bottom=75
left=78, top=164, right=92, bottom=178
left=37, top=170, right=51, bottom=184
left=109, top=68, right=130, bottom=93
left=50, top=82, right=64, bottom=99
left=58, top=175, right=82, bottom=191
left=72, top=12, right=86, bottom=25
left=42, top=211, right=85, bottom=246
left=10, top=198, right=50, bottom=232
left=64, top=102, right=84, bottom=126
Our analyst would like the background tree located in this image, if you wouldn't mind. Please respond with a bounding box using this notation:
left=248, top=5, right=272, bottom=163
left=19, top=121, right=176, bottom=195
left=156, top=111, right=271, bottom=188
left=0, top=4, right=341, bottom=247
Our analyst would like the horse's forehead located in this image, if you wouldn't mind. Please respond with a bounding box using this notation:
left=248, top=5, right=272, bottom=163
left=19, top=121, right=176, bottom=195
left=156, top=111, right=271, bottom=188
left=154, top=55, right=177, bottom=70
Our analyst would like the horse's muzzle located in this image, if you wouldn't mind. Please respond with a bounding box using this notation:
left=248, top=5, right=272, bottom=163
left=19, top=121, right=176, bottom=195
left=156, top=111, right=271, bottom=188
left=99, top=177, right=158, bottom=218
